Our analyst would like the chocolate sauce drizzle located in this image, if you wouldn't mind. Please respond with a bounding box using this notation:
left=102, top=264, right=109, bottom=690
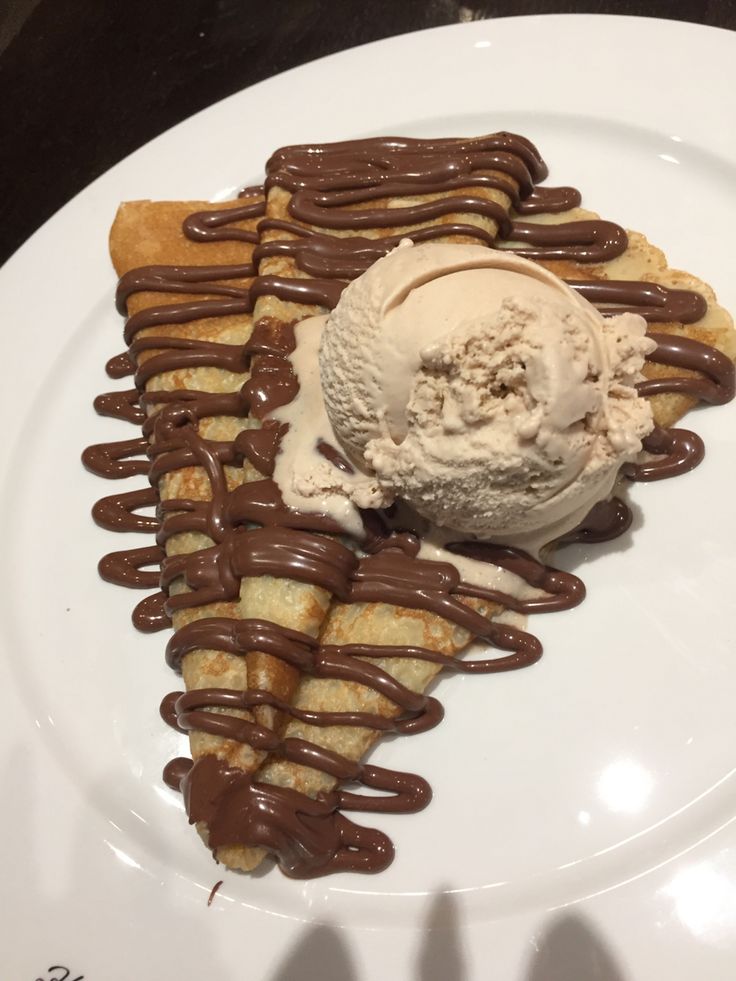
left=84, top=133, right=735, bottom=878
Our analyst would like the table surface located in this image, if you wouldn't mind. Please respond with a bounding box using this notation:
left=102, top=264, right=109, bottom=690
left=1, top=0, right=735, bottom=266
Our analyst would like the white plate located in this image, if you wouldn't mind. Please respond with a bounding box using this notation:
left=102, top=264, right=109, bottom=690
left=2, top=13, right=735, bottom=980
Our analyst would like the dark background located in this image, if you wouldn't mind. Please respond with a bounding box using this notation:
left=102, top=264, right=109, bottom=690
left=2, top=0, right=734, bottom=266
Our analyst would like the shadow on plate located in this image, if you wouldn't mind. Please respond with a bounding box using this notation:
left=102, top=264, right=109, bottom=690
left=524, top=911, right=627, bottom=981
left=415, top=890, right=467, bottom=981
left=268, top=922, right=358, bottom=981
left=267, top=888, right=467, bottom=981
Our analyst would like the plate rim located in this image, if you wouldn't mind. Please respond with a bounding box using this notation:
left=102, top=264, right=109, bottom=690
left=2, top=13, right=736, bottom=980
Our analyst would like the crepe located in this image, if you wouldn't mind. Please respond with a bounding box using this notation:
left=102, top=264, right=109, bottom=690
left=91, top=132, right=735, bottom=877
left=107, top=195, right=319, bottom=869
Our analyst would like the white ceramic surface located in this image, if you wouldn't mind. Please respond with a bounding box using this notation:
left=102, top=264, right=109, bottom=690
left=2, top=14, right=735, bottom=980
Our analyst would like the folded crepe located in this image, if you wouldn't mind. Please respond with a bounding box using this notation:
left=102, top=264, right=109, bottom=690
left=106, top=195, right=321, bottom=870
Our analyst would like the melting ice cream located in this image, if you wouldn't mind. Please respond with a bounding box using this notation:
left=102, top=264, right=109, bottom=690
left=274, top=241, right=655, bottom=551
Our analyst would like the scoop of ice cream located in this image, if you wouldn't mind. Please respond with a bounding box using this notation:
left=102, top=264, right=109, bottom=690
left=319, top=241, right=655, bottom=550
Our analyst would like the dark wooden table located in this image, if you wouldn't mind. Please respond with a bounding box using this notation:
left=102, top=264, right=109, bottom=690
left=1, top=0, right=734, bottom=266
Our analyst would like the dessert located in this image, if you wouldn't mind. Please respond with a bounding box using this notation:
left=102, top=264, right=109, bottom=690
left=84, top=131, right=736, bottom=878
